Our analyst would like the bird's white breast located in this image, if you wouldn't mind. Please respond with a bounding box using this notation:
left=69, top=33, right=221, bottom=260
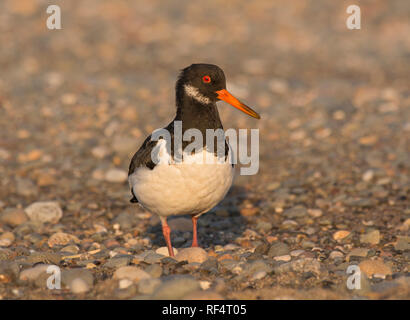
left=128, top=139, right=234, bottom=217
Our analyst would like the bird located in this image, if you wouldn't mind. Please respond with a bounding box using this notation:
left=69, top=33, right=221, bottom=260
left=128, top=63, right=260, bottom=257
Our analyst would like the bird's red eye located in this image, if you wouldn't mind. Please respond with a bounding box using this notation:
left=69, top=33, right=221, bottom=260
left=202, top=75, right=211, bottom=83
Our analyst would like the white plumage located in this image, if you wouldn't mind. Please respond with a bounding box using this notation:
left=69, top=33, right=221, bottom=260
left=128, top=139, right=234, bottom=217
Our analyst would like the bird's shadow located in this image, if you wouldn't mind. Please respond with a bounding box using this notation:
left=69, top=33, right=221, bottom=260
left=146, top=185, right=250, bottom=249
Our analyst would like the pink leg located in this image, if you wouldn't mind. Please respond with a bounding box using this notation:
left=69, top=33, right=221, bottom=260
left=161, top=218, right=175, bottom=257
left=191, top=216, right=199, bottom=247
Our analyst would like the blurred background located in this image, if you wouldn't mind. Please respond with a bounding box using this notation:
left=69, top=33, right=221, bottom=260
left=0, top=0, right=409, bottom=299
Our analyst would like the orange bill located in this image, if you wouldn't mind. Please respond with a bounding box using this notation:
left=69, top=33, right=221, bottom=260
left=216, top=89, right=261, bottom=119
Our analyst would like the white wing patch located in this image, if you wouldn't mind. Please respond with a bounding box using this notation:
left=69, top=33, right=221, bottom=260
left=184, top=84, right=211, bottom=105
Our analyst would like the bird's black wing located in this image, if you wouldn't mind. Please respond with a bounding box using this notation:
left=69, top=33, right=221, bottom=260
left=127, top=134, right=159, bottom=203
left=128, top=134, right=157, bottom=175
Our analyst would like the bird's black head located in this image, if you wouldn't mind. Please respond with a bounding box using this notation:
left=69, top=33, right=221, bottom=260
left=176, top=63, right=260, bottom=119
left=176, top=63, right=227, bottom=104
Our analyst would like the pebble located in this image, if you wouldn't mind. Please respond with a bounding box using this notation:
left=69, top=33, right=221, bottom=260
left=243, top=260, right=272, bottom=276
left=359, top=259, right=392, bottom=278
left=268, top=242, right=290, bottom=257
left=61, top=245, right=80, bottom=254
left=0, top=232, right=15, bottom=247
left=240, top=207, right=258, bottom=217
left=26, top=252, right=62, bottom=265
left=290, top=250, right=305, bottom=257
left=251, top=270, right=267, bottom=280
left=175, top=247, right=208, bottom=263
left=48, top=232, right=80, bottom=247
left=275, top=258, right=321, bottom=276
left=91, top=146, right=109, bottom=159
left=362, top=170, right=374, bottom=182
left=0, top=208, right=28, bottom=226
left=103, top=255, right=132, bottom=268
left=105, top=169, right=128, bottom=183
left=329, top=251, right=344, bottom=260
left=144, top=252, right=166, bottom=264
left=19, top=264, right=51, bottom=281
left=283, top=206, right=307, bottom=218
left=70, top=278, right=90, bottom=294
left=151, top=275, right=200, bottom=300
left=119, top=279, right=133, bottom=289
left=145, top=264, right=163, bottom=278
left=112, top=212, right=135, bottom=230
left=307, top=209, right=323, bottom=218
left=394, top=236, right=410, bottom=251
left=137, top=278, right=162, bottom=295
left=155, top=247, right=178, bottom=256
left=113, top=266, right=151, bottom=282
left=24, top=201, right=63, bottom=224
left=333, top=230, right=351, bottom=241
left=347, top=248, right=369, bottom=261
left=360, top=229, right=380, bottom=245
left=168, top=218, right=192, bottom=232
left=273, top=255, right=292, bottom=262
left=62, top=269, right=93, bottom=293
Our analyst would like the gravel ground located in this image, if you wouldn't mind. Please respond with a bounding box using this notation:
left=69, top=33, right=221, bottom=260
left=0, top=0, right=409, bottom=300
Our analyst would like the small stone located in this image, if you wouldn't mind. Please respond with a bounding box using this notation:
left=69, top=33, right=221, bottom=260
left=255, top=221, right=272, bottom=233
left=268, top=242, right=290, bottom=257
left=333, top=230, right=351, bottom=241
left=251, top=270, right=267, bottom=280
left=175, top=247, right=208, bottom=264
left=360, top=230, right=380, bottom=245
left=24, top=201, right=63, bottom=224
left=307, top=209, right=323, bottom=218
left=70, top=278, right=90, bottom=294
left=0, top=208, right=28, bottom=227
left=144, top=252, right=166, bottom=264
left=394, top=236, right=410, bottom=251
left=347, top=248, right=369, bottom=261
left=329, top=251, right=344, bottom=260
left=275, top=258, right=321, bottom=276
left=0, top=232, right=15, bottom=247
left=145, top=264, right=163, bottom=278
left=48, top=232, right=80, bottom=248
left=114, top=266, right=151, bottom=282
left=62, top=269, right=93, bottom=293
left=61, top=245, right=79, bottom=254
left=244, top=260, right=272, bottom=276
left=119, top=279, right=133, bottom=289
left=240, top=207, right=258, bottom=217
left=273, top=255, right=291, bottom=262
left=359, top=259, right=392, bottom=278
left=26, top=252, right=62, bottom=265
left=137, top=278, right=162, bottom=295
left=105, top=169, right=128, bottom=183
left=112, top=212, right=134, bottom=230
left=91, top=146, right=109, bottom=159
left=290, top=250, right=305, bottom=257
left=283, top=206, right=307, bottom=218
left=199, top=280, right=211, bottom=290
left=168, top=218, right=192, bottom=232
left=152, top=275, right=200, bottom=300
left=362, top=170, right=374, bottom=182
left=103, top=255, right=132, bottom=268
left=155, top=247, right=178, bottom=257
left=19, top=264, right=51, bottom=281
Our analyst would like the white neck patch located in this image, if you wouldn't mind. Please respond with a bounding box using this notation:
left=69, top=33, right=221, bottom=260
left=184, top=84, right=211, bottom=105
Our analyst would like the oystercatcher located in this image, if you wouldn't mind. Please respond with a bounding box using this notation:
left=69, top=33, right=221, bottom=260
left=128, top=63, right=260, bottom=257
